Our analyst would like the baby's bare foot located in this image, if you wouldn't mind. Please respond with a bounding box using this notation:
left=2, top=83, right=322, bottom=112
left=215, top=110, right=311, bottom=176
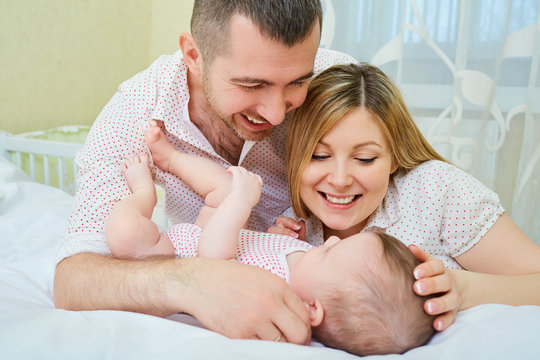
left=227, top=166, right=262, bottom=209
left=122, top=152, right=155, bottom=194
left=145, top=120, right=176, bottom=172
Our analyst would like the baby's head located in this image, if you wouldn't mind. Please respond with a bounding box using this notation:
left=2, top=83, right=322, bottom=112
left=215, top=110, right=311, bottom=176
left=289, top=231, right=435, bottom=356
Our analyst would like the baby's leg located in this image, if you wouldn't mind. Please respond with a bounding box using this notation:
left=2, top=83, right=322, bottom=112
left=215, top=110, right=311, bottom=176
left=120, top=153, right=157, bottom=218
left=144, top=120, right=178, bottom=175
left=145, top=121, right=261, bottom=259
left=197, top=166, right=263, bottom=259
left=145, top=120, right=231, bottom=201
left=106, top=152, right=174, bottom=259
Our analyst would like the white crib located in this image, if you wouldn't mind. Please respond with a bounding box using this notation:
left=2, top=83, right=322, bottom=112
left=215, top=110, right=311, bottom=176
left=0, top=128, right=169, bottom=229
left=0, top=131, right=82, bottom=194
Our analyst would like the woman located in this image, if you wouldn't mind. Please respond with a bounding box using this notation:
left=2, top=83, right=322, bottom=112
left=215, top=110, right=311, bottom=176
left=271, top=63, right=540, bottom=331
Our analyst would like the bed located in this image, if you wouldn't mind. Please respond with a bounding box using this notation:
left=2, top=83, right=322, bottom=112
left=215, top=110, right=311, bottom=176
left=1, top=132, right=539, bottom=360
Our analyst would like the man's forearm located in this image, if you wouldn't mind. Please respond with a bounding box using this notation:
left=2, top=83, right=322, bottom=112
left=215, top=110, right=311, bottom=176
left=54, top=252, right=193, bottom=317
left=54, top=252, right=312, bottom=344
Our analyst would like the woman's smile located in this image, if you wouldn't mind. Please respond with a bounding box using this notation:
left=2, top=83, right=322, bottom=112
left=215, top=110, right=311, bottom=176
left=299, top=107, right=396, bottom=238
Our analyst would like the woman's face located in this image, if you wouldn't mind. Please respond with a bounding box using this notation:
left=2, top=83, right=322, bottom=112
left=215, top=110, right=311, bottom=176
left=299, top=107, right=397, bottom=238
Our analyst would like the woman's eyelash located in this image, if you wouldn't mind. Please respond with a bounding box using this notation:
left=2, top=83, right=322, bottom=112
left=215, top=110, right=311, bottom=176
left=311, top=155, right=377, bottom=163
left=356, top=157, right=377, bottom=163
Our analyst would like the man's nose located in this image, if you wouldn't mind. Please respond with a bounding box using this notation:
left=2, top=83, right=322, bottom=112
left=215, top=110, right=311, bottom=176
left=257, top=90, right=289, bottom=125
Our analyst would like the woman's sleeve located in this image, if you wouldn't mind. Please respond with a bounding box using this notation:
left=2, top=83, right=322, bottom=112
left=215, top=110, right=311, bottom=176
left=437, top=164, right=505, bottom=258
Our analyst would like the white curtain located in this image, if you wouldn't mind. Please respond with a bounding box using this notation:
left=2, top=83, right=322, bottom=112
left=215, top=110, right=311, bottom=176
left=321, top=0, right=540, bottom=244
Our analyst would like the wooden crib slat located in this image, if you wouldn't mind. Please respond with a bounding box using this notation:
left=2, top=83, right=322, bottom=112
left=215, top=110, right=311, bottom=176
left=29, top=153, right=35, bottom=180
left=15, top=151, right=22, bottom=168
left=43, top=155, right=50, bottom=186
left=58, top=157, right=64, bottom=190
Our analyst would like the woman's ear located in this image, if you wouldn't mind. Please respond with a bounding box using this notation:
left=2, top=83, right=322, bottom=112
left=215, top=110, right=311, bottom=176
left=306, top=299, right=324, bottom=327
left=391, top=159, right=399, bottom=174
left=179, top=33, right=202, bottom=77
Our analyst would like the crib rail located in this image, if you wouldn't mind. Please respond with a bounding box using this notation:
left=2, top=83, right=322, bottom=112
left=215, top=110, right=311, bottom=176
left=0, top=133, right=82, bottom=194
left=1, top=132, right=170, bottom=230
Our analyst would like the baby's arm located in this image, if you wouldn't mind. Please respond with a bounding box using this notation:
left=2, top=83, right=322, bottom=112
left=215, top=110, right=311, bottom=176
left=198, top=166, right=262, bottom=259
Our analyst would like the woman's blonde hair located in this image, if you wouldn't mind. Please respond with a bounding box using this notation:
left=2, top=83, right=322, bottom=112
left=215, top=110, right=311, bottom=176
left=287, top=63, right=446, bottom=218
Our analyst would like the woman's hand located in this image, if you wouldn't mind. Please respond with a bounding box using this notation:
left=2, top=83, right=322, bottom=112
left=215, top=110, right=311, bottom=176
left=408, top=245, right=463, bottom=332
left=267, top=216, right=306, bottom=241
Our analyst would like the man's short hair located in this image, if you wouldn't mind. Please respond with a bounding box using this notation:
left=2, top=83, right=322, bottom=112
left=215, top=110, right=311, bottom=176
left=191, top=0, right=322, bottom=64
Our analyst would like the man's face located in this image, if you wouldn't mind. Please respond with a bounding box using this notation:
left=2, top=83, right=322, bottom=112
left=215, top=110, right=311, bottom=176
left=201, top=15, right=320, bottom=141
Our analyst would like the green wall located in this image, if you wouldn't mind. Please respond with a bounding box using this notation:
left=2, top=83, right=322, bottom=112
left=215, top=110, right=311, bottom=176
left=1, top=0, right=194, bottom=134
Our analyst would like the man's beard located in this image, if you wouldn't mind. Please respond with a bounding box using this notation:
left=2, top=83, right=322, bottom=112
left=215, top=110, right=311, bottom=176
left=201, top=69, right=273, bottom=142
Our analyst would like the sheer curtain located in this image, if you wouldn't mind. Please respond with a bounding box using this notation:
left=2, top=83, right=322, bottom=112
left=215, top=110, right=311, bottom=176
left=321, top=0, right=540, bottom=244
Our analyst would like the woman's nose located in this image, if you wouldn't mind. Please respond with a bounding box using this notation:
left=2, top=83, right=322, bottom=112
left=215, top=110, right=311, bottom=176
left=328, top=162, right=353, bottom=188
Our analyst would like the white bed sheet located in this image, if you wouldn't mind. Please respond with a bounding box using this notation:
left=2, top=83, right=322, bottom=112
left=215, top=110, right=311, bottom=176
left=1, top=156, right=539, bottom=360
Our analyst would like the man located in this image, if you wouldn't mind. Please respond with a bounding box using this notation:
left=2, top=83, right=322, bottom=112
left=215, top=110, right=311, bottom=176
left=54, top=0, right=355, bottom=344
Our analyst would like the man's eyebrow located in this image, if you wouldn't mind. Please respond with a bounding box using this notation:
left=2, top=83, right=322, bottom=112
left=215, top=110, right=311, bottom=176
left=230, top=76, right=269, bottom=85
left=294, top=72, right=314, bottom=83
left=230, top=72, right=314, bottom=86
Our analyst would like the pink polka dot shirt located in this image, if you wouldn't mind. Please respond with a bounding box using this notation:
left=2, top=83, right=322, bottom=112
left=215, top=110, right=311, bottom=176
left=164, top=224, right=313, bottom=282
left=57, top=48, right=357, bottom=262
left=287, top=160, right=505, bottom=270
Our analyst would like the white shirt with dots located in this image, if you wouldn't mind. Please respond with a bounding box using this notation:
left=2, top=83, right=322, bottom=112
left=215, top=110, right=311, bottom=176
left=57, top=48, right=357, bottom=263
left=286, top=160, right=505, bottom=270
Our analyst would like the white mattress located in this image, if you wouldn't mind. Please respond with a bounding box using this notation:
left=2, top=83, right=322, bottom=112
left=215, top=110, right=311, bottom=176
left=1, top=156, right=539, bottom=360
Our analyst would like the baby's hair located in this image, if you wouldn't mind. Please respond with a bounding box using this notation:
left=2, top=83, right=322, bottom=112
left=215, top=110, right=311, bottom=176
left=313, top=232, right=435, bottom=356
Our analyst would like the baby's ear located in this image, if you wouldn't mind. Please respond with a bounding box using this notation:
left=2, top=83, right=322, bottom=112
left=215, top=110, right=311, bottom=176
left=306, top=299, right=324, bottom=327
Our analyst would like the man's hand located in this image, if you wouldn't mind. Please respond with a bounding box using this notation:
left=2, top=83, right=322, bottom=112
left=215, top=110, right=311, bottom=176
left=184, top=257, right=311, bottom=344
left=56, top=253, right=311, bottom=344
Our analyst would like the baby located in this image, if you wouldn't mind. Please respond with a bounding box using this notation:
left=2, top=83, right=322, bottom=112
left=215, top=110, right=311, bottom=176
left=105, top=121, right=435, bottom=355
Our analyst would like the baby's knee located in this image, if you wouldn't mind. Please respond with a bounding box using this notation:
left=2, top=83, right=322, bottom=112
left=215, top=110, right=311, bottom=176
left=106, top=214, right=155, bottom=259
left=204, top=185, right=230, bottom=208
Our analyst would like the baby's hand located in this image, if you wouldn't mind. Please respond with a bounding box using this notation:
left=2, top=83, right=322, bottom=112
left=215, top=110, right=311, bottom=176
left=227, top=166, right=262, bottom=209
